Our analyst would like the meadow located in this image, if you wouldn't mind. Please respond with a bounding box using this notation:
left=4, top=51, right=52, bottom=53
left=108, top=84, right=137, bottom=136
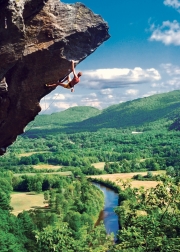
left=33, top=164, right=62, bottom=170
left=89, top=170, right=165, bottom=189
left=13, top=171, right=72, bottom=177
left=11, top=192, right=45, bottom=216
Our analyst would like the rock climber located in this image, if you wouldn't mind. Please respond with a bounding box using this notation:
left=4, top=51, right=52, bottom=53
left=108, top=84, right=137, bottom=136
left=46, top=60, right=82, bottom=92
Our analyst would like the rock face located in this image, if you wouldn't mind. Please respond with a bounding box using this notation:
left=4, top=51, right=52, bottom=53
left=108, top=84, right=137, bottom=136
left=0, top=0, right=110, bottom=155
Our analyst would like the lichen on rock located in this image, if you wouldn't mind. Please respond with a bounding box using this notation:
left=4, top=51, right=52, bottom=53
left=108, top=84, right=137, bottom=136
left=0, top=0, right=110, bottom=155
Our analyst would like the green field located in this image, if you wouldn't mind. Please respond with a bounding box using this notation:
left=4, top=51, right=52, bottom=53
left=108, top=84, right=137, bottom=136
left=13, top=171, right=72, bottom=177
left=33, top=164, right=62, bottom=170
left=89, top=170, right=166, bottom=189
left=92, top=162, right=106, bottom=170
left=18, top=151, right=50, bottom=157
left=11, top=192, right=45, bottom=216
left=92, top=162, right=114, bottom=170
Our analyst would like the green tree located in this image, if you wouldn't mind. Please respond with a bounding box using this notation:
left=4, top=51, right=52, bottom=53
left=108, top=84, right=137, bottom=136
left=44, top=191, right=49, bottom=201
left=17, top=211, right=37, bottom=251
left=35, top=222, right=75, bottom=252
left=114, top=176, right=180, bottom=251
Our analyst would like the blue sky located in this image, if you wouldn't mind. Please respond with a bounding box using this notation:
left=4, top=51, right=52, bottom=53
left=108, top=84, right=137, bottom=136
left=41, top=0, right=180, bottom=113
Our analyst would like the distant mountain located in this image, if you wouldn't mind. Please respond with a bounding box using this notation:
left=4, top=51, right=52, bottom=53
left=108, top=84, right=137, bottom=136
left=25, top=90, right=180, bottom=137
left=25, top=106, right=101, bottom=136
left=72, top=90, right=180, bottom=130
left=33, top=106, right=100, bottom=125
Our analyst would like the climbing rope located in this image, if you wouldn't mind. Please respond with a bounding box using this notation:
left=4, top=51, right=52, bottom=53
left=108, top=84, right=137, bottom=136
left=22, top=92, right=61, bottom=136
left=43, top=96, right=47, bottom=110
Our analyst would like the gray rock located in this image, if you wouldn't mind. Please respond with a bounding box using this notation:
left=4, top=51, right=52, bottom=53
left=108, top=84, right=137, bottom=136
left=0, top=0, right=110, bottom=154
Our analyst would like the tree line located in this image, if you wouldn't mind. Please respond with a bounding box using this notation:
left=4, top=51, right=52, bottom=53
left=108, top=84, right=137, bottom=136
left=1, top=123, right=179, bottom=177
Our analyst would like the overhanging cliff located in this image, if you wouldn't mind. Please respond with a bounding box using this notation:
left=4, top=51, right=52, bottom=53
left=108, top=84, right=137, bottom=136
left=0, top=0, right=110, bottom=155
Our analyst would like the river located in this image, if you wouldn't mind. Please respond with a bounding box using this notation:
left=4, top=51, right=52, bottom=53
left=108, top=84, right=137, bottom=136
left=93, top=183, right=119, bottom=240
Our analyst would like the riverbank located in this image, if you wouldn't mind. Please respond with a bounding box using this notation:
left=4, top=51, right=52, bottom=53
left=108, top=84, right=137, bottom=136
left=93, top=182, right=119, bottom=240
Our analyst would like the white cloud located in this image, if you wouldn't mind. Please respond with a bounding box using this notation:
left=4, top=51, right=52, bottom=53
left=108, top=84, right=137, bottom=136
left=164, top=0, right=180, bottom=12
left=89, top=93, right=97, bottom=97
left=151, top=82, right=165, bottom=88
left=161, top=63, right=180, bottom=75
left=81, top=67, right=161, bottom=89
left=150, top=20, right=180, bottom=45
left=166, top=78, right=180, bottom=87
left=80, top=97, right=102, bottom=108
left=42, top=93, right=66, bottom=100
left=125, top=89, right=139, bottom=95
left=52, top=93, right=66, bottom=100
left=151, top=83, right=158, bottom=87
left=100, top=88, right=113, bottom=95
left=40, top=90, right=79, bottom=113
left=142, top=91, right=159, bottom=97
left=40, top=102, right=51, bottom=112
left=53, top=102, right=78, bottom=110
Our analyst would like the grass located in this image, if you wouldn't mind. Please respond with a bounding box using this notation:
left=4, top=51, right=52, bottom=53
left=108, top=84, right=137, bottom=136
left=33, top=164, right=62, bottom=170
left=11, top=171, right=72, bottom=216
left=92, top=162, right=106, bottom=170
left=13, top=171, right=72, bottom=177
left=92, top=162, right=113, bottom=170
left=89, top=171, right=166, bottom=189
left=11, top=192, right=45, bottom=216
left=18, top=151, right=50, bottom=157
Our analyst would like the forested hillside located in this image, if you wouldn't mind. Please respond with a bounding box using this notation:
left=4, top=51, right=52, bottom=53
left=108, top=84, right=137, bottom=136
left=26, top=106, right=101, bottom=136
left=73, top=90, right=180, bottom=130
left=26, top=90, right=180, bottom=137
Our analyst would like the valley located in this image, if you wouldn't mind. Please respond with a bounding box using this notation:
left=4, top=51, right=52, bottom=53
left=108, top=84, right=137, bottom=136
left=0, top=90, right=180, bottom=251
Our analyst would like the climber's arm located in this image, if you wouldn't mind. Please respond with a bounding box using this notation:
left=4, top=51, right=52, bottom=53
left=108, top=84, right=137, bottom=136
left=71, top=60, right=78, bottom=78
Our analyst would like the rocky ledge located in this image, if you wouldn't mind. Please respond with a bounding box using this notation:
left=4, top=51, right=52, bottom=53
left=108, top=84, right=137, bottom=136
left=0, top=0, right=110, bottom=155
